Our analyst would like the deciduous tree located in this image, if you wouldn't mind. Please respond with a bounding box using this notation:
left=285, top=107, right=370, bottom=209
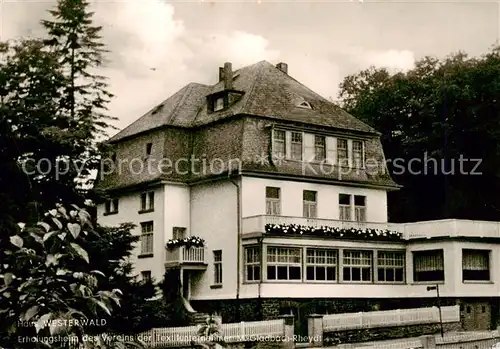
left=339, top=49, right=500, bottom=222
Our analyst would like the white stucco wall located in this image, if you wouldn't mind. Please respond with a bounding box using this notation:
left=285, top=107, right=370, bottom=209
left=237, top=238, right=500, bottom=300
left=96, top=177, right=500, bottom=302
left=97, top=186, right=165, bottom=281
left=241, top=176, right=388, bottom=223
left=406, top=240, right=500, bottom=298
left=164, top=184, right=190, bottom=243
left=189, top=179, right=239, bottom=300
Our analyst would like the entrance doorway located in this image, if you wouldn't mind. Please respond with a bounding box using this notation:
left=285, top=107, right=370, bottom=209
left=182, top=272, right=190, bottom=299
left=461, top=301, right=491, bottom=331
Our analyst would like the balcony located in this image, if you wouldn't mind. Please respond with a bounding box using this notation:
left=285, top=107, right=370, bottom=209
left=242, top=215, right=500, bottom=240
left=242, top=215, right=399, bottom=237
left=165, top=246, right=207, bottom=270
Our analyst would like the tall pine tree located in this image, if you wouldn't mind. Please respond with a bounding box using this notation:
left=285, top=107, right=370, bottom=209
left=1, top=0, right=117, bottom=215
left=39, top=0, right=116, bottom=208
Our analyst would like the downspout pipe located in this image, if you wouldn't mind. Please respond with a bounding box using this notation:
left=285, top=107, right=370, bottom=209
left=257, top=236, right=264, bottom=320
left=229, top=172, right=241, bottom=322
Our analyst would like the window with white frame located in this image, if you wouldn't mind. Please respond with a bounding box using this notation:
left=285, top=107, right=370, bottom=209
left=273, top=130, right=286, bottom=158
left=267, top=247, right=302, bottom=280
left=306, top=249, right=337, bottom=281
left=214, top=97, right=224, bottom=111
left=462, top=249, right=490, bottom=281
left=104, top=198, right=119, bottom=215
left=377, top=251, right=405, bottom=282
left=291, top=132, right=303, bottom=160
left=303, top=190, right=317, bottom=218
left=172, top=227, right=186, bottom=240
left=314, top=135, right=326, bottom=162
left=413, top=249, right=444, bottom=282
left=266, top=187, right=281, bottom=215
left=343, top=250, right=372, bottom=282
left=245, top=246, right=261, bottom=282
left=339, top=194, right=351, bottom=221
left=352, top=140, right=364, bottom=168
left=140, top=191, right=154, bottom=212
left=354, top=195, right=366, bottom=222
left=298, top=101, right=312, bottom=109
left=337, top=139, right=348, bottom=166
left=213, top=250, right=222, bottom=285
left=140, top=221, right=154, bottom=256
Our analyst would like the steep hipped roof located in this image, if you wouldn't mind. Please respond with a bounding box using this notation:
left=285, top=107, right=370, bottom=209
left=109, top=61, right=377, bottom=142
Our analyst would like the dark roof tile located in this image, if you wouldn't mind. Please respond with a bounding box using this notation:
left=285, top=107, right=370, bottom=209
left=109, top=60, right=378, bottom=142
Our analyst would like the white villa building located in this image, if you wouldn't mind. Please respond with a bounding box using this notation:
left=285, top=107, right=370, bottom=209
left=97, top=61, right=500, bottom=333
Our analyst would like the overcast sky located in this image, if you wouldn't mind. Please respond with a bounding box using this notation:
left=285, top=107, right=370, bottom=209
left=1, top=0, right=498, bottom=137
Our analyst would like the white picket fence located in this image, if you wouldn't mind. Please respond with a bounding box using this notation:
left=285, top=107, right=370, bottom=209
left=323, top=305, right=460, bottom=332
left=349, top=330, right=500, bottom=349
left=140, top=319, right=285, bottom=348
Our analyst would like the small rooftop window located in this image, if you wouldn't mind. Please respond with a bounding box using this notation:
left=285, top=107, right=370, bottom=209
left=214, top=97, right=224, bottom=111
left=146, top=142, right=152, bottom=156
left=297, top=101, right=312, bottom=109
left=151, top=104, right=164, bottom=115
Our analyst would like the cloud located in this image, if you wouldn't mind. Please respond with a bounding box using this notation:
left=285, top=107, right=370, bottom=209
left=2, top=0, right=281, bottom=133
left=89, top=1, right=281, bottom=132
left=286, top=57, right=341, bottom=102
left=92, top=0, right=188, bottom=75
left=364, top=49, right=415, bottom=72
left=338, top=46, right=416, bottom=72
left=201, top=31, right=280, bottom=66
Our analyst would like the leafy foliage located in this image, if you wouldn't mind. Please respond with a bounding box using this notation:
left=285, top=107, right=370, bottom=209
left=83, top=224, right=175, bottom=333
left=0, top=204, right=143, bottom=349
left=339, top=49, right=500, bottom=222
left=196, top=315, right=225, bottom=349
left=0, top=1, right=173, bottom=346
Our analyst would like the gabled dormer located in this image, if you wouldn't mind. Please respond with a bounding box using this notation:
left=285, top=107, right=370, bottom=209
left=207, top=62, right=244, bottom=113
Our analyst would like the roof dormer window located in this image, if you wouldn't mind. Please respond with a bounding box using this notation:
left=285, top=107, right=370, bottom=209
left=151, top=104, right=164, bottom=115
left=298, top=101, right=312, bottom=109
left=214, top=97, right=224, bottom=111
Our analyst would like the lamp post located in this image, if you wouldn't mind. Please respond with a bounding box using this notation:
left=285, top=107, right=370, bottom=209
left=427, top=284, right=444, bottom=338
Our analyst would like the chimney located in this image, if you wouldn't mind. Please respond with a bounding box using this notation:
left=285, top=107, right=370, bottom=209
left=276, top=62, right=288, bottom=74
left=219, top=67, right=224, bottom=82
left=223, top=62, right=233, bottom=90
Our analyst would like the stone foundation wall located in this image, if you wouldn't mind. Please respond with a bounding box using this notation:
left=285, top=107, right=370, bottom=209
left=191, top=297, right=460, bottom=323
left=190, top=299, right=262, bottom=323
left=190, top=297, right=499, bottom=336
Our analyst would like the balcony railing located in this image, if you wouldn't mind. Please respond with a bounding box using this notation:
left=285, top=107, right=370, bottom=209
left=242, top=215, right=500, bottom=240
left=165, top=246, right=207, bottom=266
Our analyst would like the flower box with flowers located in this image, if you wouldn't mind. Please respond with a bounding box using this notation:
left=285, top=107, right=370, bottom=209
left=166, top=236, right=205, bottom=249
left=264, top=223, right=403, bottom=242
